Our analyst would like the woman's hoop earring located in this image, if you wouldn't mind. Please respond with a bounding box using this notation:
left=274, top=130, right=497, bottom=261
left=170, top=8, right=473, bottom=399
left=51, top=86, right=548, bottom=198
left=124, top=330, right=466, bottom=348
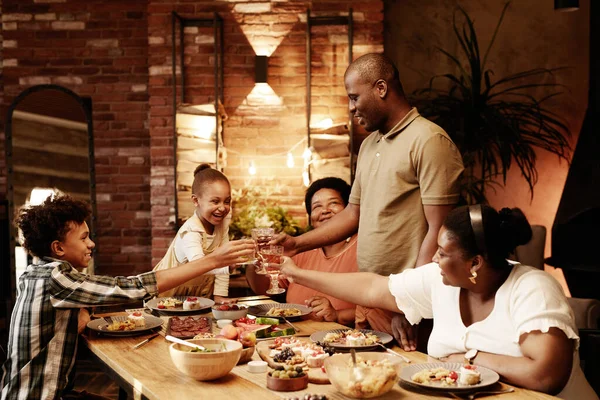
left=469, top=270, right=478, bottom=285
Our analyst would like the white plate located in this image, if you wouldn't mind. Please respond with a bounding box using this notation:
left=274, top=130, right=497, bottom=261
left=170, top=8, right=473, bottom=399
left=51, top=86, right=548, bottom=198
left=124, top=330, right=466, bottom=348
left=310, top=329, right=393, bottom=350
left=87, top=314, right=163, bottom=336
left=146, top=296, right=214, bottom=315
left=247, top=303, right=312, bottom=319
left=399, top=362, right=500, bottom=391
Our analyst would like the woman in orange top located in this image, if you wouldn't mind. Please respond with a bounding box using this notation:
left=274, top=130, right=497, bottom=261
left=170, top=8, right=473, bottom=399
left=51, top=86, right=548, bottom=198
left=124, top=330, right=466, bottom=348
left=247, top=177, right=357, bottom=326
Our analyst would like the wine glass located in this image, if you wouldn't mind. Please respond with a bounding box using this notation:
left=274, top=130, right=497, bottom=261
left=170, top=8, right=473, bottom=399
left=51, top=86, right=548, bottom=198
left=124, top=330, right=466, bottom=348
left=252, top=227, right=274, bottom=275
left=262, top=245, right=285, bottom=295
left=234, top=236, right=255, bottom=266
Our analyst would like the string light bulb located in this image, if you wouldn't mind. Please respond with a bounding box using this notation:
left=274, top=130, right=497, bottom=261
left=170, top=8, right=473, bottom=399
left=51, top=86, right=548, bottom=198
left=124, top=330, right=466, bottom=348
left=302, top=147, right=312, bottom=161
left=302, top=171, right=310, bottom=187
left=248, top=160, right=256, bottom=175
left=286, top=152, right=295, bottom=168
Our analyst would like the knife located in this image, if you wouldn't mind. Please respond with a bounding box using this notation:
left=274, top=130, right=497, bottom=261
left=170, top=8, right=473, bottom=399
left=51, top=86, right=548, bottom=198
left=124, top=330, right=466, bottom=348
left=234, top=295, right=270, bottom=302
left=132, top=334, right=160, bottom=349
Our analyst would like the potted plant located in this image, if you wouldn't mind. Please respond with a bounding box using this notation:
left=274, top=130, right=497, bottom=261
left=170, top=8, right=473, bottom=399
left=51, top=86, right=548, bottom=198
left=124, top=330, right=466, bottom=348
left=410, top=3, right=571, bottom=203
left=229, top=187, right=305, bottom=240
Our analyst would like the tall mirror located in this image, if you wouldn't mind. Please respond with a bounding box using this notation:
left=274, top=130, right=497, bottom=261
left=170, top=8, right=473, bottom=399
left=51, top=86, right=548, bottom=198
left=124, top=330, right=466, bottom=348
left=4, top=85, right=97, bottom=306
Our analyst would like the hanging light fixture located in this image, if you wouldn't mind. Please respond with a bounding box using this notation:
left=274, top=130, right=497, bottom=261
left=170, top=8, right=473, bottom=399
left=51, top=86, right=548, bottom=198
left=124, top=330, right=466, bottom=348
left=554, top=0, right=579, bottom=11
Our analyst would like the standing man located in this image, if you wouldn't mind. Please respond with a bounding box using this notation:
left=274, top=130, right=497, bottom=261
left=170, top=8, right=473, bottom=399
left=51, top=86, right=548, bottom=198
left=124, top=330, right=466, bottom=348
left=275, top=53, right=463, bottom=350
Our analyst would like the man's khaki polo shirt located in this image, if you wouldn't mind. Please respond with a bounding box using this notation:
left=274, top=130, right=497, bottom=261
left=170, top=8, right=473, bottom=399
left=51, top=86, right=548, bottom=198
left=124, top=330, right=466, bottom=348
left=349, top=108, right=464, bottom=276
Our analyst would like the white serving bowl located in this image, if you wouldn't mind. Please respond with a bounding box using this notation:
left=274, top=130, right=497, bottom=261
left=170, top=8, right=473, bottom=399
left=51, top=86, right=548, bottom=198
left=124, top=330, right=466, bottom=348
left=211, top=305, right=248, bottom=320
left=169, top=338, right=242, bottom=381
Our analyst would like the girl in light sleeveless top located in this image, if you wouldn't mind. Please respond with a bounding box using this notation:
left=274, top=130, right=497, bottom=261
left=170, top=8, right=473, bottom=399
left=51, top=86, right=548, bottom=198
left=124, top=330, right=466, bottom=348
left=153, top=164, right=233, bottom=301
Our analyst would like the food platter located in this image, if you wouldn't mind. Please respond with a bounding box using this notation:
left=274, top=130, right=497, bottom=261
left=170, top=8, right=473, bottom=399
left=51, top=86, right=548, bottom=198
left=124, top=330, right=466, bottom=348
left=256, top=338, right=330, bottom=384
left=87, top=314, right=163, bottom=336
left=309, top=329, right=393, bottom=351
left=247, top=303, right=312, bottom=320
left=399, top=362, right=500, bottom=392
left=165, top=316, right=213, bottom=339
left=145, top=296, right=214, bottom=315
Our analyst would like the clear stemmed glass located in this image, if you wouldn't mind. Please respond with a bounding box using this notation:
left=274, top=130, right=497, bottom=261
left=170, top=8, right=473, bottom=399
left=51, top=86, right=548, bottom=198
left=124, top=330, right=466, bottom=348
left=252, top=227, right=274, bottom=275
left=234, top=236, right=255, bottom=266
left=262, top=245, right=285, bottom=295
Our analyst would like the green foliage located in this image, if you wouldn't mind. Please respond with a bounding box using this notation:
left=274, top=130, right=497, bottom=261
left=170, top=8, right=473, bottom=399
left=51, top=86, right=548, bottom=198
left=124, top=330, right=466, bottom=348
left=229, top=187, right=305, bottom=240
left=410, top=2, right=571, bottom=203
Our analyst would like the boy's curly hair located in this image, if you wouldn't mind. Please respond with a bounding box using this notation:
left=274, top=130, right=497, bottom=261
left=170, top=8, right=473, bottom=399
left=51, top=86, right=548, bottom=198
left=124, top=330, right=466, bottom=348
left=16, top=195, right=91, bottom=258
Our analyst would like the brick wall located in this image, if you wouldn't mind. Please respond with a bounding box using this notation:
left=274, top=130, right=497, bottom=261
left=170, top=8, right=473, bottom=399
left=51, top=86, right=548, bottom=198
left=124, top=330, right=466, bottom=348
left=0, top=0, right=383, bottom=272
left=148, top=0, right=383, bottom=265
left=1, top=0, right=151, bottom=276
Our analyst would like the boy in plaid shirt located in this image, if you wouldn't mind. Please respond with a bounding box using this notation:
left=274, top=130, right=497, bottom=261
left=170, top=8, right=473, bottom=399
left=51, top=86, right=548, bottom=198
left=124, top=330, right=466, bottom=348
left=1, top=196, right=253, bottom=400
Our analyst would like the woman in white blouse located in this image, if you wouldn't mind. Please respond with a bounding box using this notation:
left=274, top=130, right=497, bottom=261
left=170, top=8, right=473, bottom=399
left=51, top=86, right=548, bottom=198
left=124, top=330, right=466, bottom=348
left=280, top=205, right=597, bottom=399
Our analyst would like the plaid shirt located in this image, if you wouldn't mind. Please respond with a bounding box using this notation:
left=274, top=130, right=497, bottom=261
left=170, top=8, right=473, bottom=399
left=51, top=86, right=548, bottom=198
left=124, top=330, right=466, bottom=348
left=1, top=258, right=158, bottom=400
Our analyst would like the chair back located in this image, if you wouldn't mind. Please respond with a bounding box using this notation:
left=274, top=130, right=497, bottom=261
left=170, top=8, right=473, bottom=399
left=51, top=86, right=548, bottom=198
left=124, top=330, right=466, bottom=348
left=513, top=225, right=546, bottom=270
left=568, top=298, right=600, bottom=330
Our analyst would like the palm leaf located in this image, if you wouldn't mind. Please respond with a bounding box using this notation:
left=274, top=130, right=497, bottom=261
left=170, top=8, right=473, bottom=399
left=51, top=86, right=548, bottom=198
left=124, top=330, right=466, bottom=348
left=481, top=2, right=510, bottom=71
left=411, top=1, right=571, bottom=201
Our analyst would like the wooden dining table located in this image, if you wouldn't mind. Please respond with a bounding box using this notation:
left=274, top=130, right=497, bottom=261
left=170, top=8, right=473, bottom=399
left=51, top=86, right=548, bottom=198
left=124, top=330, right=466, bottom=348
left=82, top=298, right=557, bottom=400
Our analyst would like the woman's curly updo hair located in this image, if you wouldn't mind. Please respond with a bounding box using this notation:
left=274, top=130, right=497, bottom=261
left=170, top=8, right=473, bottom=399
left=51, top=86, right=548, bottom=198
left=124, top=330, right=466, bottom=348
left=16, top=195, right=91, bottom=258
left=191, top=163, right=230, bottom=196
left=304, top=177, right=351, bottom=218
left=443, top=204, right=533, bottom=269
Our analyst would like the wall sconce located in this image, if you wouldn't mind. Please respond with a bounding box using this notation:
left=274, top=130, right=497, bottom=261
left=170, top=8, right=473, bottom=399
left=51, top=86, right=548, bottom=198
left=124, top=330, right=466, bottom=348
left=255, top=55, right=268, bottom=83
left=554, top=0, right=579, bottom=11
left=248, top=160, right=257, bottom=175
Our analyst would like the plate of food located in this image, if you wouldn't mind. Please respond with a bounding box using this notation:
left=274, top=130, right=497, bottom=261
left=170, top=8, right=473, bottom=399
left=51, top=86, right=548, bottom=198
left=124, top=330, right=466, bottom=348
left=146, top=296, right=214, bottom=315
left=399, top=362, right=499, bottom=392
left=247, top=303, right=312, bottom=319
left=310, top=329, right=393, bottom=350
left=256, top=337, right=334, bottom=384
left=87, top=313, right=163, bottom=336
left=166, top=316, right=213, bottom=339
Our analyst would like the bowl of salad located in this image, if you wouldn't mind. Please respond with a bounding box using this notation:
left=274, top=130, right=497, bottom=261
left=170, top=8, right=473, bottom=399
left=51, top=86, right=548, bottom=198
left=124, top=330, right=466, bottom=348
left=169, top=338, right=242, bottom=380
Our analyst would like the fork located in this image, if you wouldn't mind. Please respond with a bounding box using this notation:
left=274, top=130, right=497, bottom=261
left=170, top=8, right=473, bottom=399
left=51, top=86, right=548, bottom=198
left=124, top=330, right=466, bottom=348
left=350, top=349, right=365, bottom=382
left=450, top=388, right=515, bottom=399
left=375, top=343, right=411, bottom=363
left=103, top=316, right=114, bottom=325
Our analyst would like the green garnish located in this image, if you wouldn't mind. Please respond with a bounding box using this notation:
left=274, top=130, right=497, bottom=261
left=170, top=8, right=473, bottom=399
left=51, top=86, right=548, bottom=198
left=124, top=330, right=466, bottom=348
left=190, top=347, right=214, bottom=353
